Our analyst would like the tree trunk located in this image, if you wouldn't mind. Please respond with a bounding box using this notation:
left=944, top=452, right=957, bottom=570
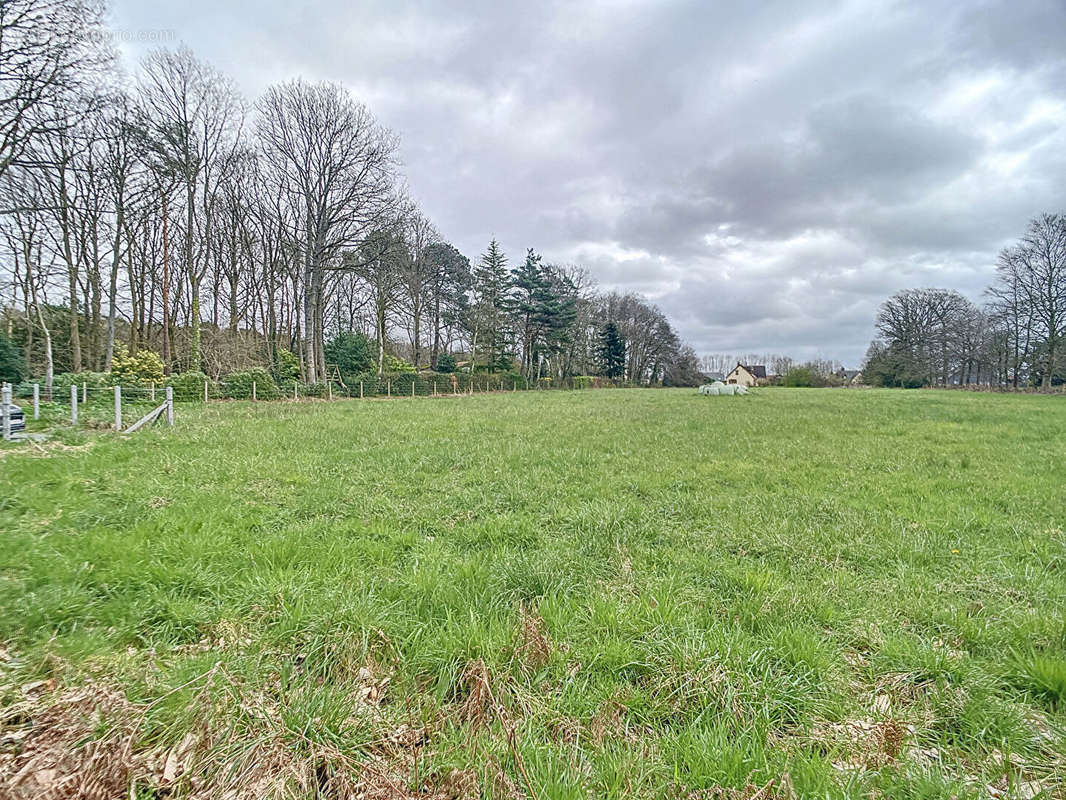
left=161, top=193, right=171, bottom=372
left=430, top=294, right=440, bottom=370
left=376, top=298, right=386, bottom=377
left=104, top=203, right=124, bottom=371
left=412, top=309, right=421, bottom=371
left=189, top=276, right=202, bottom=372
left=25, top=245, right=54, bottom=398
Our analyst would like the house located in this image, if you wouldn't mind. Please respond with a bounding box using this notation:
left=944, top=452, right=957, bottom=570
left=835, top=368, right=863, bottom=385
left=725, top=362, right=767, bottom=387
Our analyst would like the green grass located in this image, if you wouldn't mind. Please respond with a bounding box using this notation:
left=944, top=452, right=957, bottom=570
left=1, top=388, right=1064, bottom=798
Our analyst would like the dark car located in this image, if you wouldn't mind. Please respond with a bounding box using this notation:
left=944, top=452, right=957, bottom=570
left=2, top=402, right=25, bottom=435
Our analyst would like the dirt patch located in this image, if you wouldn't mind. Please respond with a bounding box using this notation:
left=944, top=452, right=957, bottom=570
left=673, top=774, right=796, bottom=800
left=0, top=664, right=493, bottom=800
left=514, top=606, right=552, bottom=672
left=1, top=681, right=141, bottom=799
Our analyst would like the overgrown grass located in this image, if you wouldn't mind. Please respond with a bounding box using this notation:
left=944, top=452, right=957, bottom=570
left=1, top=389, right=1064, bottom=798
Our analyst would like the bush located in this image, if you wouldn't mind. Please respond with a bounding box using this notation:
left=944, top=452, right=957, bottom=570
left=384, top=353, right=415, bottom=374
left=111, top=344, right=165, bottom=385
left=0, top=333, right=25, bottom=383
left=301, top=381, right=326, bottom=398
left=325, top=332, right=374, bottom=376
left=167, top=371, right=217, bottom=401
left=273, top=348, right=301, bottom=384
left=51, top=371, right=112, bottom=397
left=435, top=352, right=457, bottom=373
left=573, top=375, right=593, bottom=389
left=864, top=343, right=928, bottom=388
left=222, top=368, right=279, bottom=400
left=782, top=367, right=816, bottom=387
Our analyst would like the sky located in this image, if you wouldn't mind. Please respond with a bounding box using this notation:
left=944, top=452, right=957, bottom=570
left=107, top=0, right=1066, bottom=366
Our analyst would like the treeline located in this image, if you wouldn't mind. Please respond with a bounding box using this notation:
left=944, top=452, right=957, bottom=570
left=0, top=0, right=699, bottom=392
left=865, top=214, right=1066, bottom=389
left=699, top=354, right=844, bottom=378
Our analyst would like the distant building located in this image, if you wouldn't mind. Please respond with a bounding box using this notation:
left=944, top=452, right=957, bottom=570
left=726, top=363, right=768, bottom=387
left=703, top=371, right=726, bottom=382
left=835, top=368, right=863, bottom=385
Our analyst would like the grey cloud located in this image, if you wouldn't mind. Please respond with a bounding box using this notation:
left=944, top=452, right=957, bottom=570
left=110, top=0, right=1066, bottom=366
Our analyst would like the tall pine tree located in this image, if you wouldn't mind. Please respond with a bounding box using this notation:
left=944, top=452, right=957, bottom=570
left=507, top=248, right=550, bottom=379
left=506, top=250, right=578, bottom=380
left=598, top=321, right=626, bottom=379
left=469, top=239, right=511, bottom=372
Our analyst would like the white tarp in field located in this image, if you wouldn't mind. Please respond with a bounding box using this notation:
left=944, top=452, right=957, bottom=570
left=698, top=381, right=747, bottom=396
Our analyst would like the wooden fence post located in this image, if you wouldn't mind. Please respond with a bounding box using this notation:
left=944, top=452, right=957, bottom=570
left=294, top=383, right=298, bottom=401
left=71, top=384, right=78, bottom=425
left=166, top=386, right=174, bottom=426
left=252, top=381, right=257, bottom=401
left=150, top=381, right=155, bottom=401
left=433, top=380, right=436, bottom=396
left=387, top=380, right=391, bottom=397
left=412, top=381, right=415, bottom=398
left=33, top=383, right=39, bottom=419
left=204, top=380, right=209, bottom=403
left=328, top=382, right=332, bottom=401
left=114, top=385, right=122, bottom=432
left=360, top=380, right=364, bottom=398
left=82, top=382, right=86, bottom=404
left=1, top=384, right=10, bottom=441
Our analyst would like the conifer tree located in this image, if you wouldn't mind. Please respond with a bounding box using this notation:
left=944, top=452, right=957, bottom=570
left=598, top=321, right=626, bottom=379
left=469, top=239, right=511, bottom=371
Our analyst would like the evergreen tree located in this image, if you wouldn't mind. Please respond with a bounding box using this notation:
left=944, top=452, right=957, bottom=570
left=507, top=248, right=550, bottom=379
left=540, top=266, right=578, bottom=376
left=598, top=321, right=626, bottom=379
left=504, top=250, right=580, bottom=380
left=424, top=242, right=471, bottom=370
left=0, top=333, right=25, bottom=383
left=470, top=239, right=511, bottom=372
left=325, top=331, right=374, bottom=377
left=435, top=352, right=456, bottom=373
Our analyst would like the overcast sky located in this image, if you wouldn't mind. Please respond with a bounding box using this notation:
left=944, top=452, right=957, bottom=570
left=108, top=0, right=1066, bottom=365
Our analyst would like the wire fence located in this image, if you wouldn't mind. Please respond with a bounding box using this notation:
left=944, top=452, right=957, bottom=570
left=2, top=374, right=638, bottom=438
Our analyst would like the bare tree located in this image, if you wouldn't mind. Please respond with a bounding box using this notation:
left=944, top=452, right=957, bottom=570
left=992, top=214, right=1066, bottom=388
left=256, top=79, right=398, bottom=381
left=0, top=168, right=53, bottom=393
left=347, top=226, right=406, bottom=377
left=0, top=0, right=109, bottom=178
left=139, top=46, right=244, bottom=372
left=398, top=210, right=439, bottom=369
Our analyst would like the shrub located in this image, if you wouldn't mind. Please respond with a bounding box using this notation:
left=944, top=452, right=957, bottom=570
left=863, top=342, right=928, bottom=388
left=111, top=344, right=165, bottom=385
left=497, top=371, right=527, bottom=390
left=435, top=352, right=457, bottom=373
left=273, top=348, right=301, bottom=384
left=325, top=332, right=374, bottom=376
left=0, top=333, right=25, bottom=383
left=782, top=367, right=816, bottom=387
left=167, top=371, right=217, bottom=401
left=222, top=368, right=279, bottom=400
left=573, top=375, right=593, bottom=389
left=51, top=371, right=112, bottom=397
left=301, top=381, right=326, bottom=398
left=384, top=353, right=415, bottom=374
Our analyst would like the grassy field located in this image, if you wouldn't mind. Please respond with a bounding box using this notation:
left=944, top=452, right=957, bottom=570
left=1, top=388, right=1064, bottom=799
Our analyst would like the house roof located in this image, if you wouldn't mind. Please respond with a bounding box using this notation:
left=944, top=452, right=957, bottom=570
left=727, top=363, right=767, bottom=379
